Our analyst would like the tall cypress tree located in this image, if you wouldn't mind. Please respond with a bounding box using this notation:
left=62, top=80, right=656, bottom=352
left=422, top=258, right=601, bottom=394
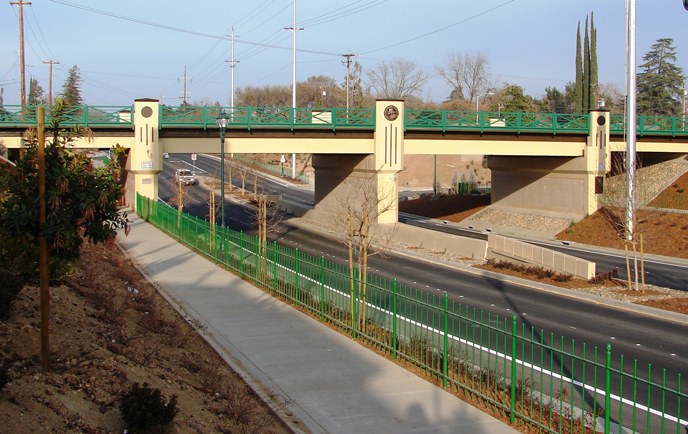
left=582, top=16, right=590, bottom=112
left=574, top=23, right=583, bottom=113
left=574, top=13, right=598, bottom=113
left=590, top=12, right=598, bottom=108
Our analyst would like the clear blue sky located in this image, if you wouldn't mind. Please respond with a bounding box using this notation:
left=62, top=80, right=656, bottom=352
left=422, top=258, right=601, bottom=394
left=1, top=0, right=687, bottom=107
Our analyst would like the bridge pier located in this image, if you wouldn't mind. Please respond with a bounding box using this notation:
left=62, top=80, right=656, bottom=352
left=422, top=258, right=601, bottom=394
left=125, top=99, right=162, bottom=210
left=309, top=100, right=404, bottom=226
left=488, top=109, right=610, bottom=219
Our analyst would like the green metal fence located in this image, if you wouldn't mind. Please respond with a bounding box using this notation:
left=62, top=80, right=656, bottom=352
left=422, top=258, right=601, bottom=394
left=144, top=194, right=688, bottom=433
left=4, top=105, right=688, bottom=137
left=159, top=105, right=375, bottom=130
left=646, top=192, right=688, bottom=212
left=610, top=114, right=688, bottom=137
left=405, top=110, right=591, bottom=134
left=0, top=105, right=134, bottom=127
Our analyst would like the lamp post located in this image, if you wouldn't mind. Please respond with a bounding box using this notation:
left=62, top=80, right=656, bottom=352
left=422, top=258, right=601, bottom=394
left=476, top=92, right=494, bottom=122
left=216, top=110, right=229, bottom=228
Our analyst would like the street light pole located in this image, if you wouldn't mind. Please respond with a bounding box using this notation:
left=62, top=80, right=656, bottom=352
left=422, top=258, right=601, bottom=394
left=625, top=0, right=637, bottom=242
left=216, top=110, right=229, bottom=228
left=476, top=92, right=494, bottom=122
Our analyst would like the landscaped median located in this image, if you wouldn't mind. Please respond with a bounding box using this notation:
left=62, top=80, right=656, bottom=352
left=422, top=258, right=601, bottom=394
left=487, top=234, right=595, bottom=280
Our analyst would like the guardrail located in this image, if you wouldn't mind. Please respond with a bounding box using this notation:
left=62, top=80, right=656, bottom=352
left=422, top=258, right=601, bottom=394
left=137, top=193, right=687, bottom=434
left=3, top=105, right=688, bottom=137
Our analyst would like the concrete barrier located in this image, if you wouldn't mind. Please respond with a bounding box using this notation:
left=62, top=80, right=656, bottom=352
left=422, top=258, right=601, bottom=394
left=488, top=234, right=595, bottom=280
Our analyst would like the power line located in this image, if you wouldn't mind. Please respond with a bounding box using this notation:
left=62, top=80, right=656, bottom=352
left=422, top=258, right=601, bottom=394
left=300, top=0, right=388, bottom=28
left=361, top=0, right=517, bottom=55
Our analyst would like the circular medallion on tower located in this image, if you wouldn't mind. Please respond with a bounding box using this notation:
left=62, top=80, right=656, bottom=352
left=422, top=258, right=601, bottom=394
left=597, top=115, right=606, bottom=126
left=384, top=105, right=399, bottom=121
left=141, top=106, right=153, bottom=118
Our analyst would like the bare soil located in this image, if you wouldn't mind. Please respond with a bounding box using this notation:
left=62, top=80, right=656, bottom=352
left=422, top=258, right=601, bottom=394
left=0, top=242, right=292, bottom=434
left=399, top=174, right=688, bottom=315
left=556, top=172, right=688, bottom=258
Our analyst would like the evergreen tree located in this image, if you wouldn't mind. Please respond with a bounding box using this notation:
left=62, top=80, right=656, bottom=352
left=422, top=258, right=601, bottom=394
left=27, top=78, right=45, bottom=105
left=582, top=17, right=590, bottom=113
left=491, top=85, right=534, bottom=113
left=60, top=65, right=84, bottom=106
left=589, top=12, right=599, bottom=108
left=574, top=24, right=583, bottom=113
left=574, top=13, right=598, bottom=113
left=637, top=38, right=686, bottom=116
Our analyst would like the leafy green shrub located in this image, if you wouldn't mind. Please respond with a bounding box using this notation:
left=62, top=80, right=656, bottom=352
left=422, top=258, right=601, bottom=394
left=0, top=268, right=23, bottom=319
left=119, top=382, right=178, bottom=432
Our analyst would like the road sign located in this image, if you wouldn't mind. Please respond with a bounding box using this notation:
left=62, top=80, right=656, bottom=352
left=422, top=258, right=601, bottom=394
left=191, top=154, right=197, bottom=161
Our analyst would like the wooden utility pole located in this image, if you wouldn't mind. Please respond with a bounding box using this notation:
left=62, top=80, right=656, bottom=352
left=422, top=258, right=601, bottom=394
left=37, top=105, right=50, bottom=372
left=341, top=53, right=356, bottom=109
left=43, top=60, right=59, bottom=104
left=10, top=1, right=31, bottom=105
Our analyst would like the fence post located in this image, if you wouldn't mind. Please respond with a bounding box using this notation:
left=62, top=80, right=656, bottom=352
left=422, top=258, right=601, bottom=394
left=443, top=294, right=448, bottom=389
left=255, top=237, right=260, bottom=284
left=294, top=248, right=299, bottom=306
left=320, top=256, right=325, bottom=322
left=393, top=279, right=398, bottom=360
left=239, top=231, right=244, bottom=278
left=352, top=265, right=357, bottom=339
left=510, top=315, right=517, bottom=424
left=273, top=241, right=278, bottom=293
left=605, top=343, right=612, bottom=434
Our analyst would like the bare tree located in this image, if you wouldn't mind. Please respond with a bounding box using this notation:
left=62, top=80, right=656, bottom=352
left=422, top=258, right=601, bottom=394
left=330, top=169, right=397, bottom=332
left=251, top=190, right=283, bottom=279
left=366, top=58, right=429, bottom=101
left=435, top=51, right=493, bottom=103
left=234, top=158, right=252, bottom=195
left=168, top=178, right=192, bottom=231
left=600, top=153, right=652, bottom=291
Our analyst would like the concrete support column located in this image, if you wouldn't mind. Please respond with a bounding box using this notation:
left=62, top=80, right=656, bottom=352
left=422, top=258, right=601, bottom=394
left=126, top=99, right=161, bottom=210
left=373, top=100, right=404, bottom=224
left=587, top=109, right=611, bottom=214
left=310, top=100, right=404, bottom=226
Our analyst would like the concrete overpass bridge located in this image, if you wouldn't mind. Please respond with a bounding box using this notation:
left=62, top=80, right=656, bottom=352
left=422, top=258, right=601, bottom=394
left=1, top=99, right=687, bottom=224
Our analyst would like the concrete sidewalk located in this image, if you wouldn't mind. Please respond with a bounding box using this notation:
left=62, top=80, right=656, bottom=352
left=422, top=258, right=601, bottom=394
left=117, top=213, right=519, bottom=434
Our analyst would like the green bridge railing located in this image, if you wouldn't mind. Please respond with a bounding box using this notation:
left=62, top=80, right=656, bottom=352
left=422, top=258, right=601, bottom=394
left=0, top=105, right=134, bottom=127
left=137, top=193, right=686, bottom=434
left=159, top=105, right=375, bottom=130
left=2, top=104, right=688, bottom=137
